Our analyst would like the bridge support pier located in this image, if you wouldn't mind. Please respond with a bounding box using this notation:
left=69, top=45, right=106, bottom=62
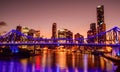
left=10, top=45, right=19, bottom=53
left=112, top=47, right=120, bottom=56
left=117, top=47, right=120, bottom=56
left=33, top=45, right=35, bottom=55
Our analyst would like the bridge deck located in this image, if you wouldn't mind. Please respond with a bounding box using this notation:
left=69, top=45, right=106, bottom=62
left=0, top=43, right=120, bottom=47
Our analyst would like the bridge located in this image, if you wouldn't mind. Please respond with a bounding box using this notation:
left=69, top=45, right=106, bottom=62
left=0, top=26, right=120, bottom=45
left=0, top=26, right=120, bottom=54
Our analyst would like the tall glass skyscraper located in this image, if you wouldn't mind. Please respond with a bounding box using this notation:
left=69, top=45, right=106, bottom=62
left=52, top=23, right=57, bottom=38
left=97, top=5, right=106, bottom=43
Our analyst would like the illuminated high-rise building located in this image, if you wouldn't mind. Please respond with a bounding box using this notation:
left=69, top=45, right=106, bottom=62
left=22, top=27, right=29, bottom=35
left=58, top=29, right=73, bottom=38
left=58, top=29, right=73, bottom=42
left=90, top=23, right=96, bottom=33
left=58, top=29, right=66, bottom=38
left=52, top=23, right=57, bottom=38
left=97, top=5, right=106, bottom=43
left=87, top=30, right=94, bottom=43
left=74, top=33, right=84, bottom=43
left=15, top=25, right=22, bottom=41
left=87, top=23, right=97, bottom=43
left=35, top=30, right=40, bottom=38
left=91, top=23, right=97, bottom=43
left=28, top=29, right=35, bottom=37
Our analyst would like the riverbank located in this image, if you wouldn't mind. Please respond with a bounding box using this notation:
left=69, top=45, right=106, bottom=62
left=0, top=48, right=31, bottom=58
left=102, top=54, right=120, bottom=62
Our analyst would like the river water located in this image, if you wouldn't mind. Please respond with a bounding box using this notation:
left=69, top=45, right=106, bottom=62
left=0, top=49, right=119, bottom=72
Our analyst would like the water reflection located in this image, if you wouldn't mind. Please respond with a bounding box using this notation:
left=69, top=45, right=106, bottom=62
left=56, top=51, right=67, bottom=72
left=0, top=49, right=119, bottom=72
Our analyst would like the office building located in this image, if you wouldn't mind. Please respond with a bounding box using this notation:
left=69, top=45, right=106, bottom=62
left=52, top=23, right=57, bottom=38
left=90, top=23, right=96, bottom=34
left=28, top=29, right=36, bottom=37
left=58, top=29, right=73, bottom=39
left=35, top=30, right=40, bottom=38
left=87, top=30, right=94, bottom=43
left=22, top=27, right=29, bottom=35
left=97, top=5, right=106, bottom=43
left=74, top=33, right=84, bottom=43
left=15, top=25, right=22, bottom=41
left=58, top=28, right=73, bottom=42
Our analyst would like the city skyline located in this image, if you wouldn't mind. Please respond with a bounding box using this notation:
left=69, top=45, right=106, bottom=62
left=0, top=0, right=120, bottom=38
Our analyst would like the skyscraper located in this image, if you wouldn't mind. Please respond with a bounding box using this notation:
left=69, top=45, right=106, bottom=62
left=87, top=23, right=97, bottom=43
left=28, top=29, right=36, bottom=37
left=52, top=23, right=57, bottom=38
left=15, top=25, right=22, bottom=41
left=90, top=23, right=96, bottom=33
left=58, top=28, right=73, bottom=42
left=87, top=30, right=94, bottom=43
left=58, top=29, right=73, bottom=39
left=22, top=27, right=29, bottom=35
left=97, top=5, right=106, bottom=43
left=74, top=33, right=84, bottom=43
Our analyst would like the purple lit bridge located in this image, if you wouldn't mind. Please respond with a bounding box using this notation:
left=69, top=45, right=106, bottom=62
left=0, top=26, right=120, bottom=54
left=0, top=26, right=120, bottom=46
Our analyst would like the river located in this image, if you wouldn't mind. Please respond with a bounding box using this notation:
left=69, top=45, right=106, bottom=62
left=0, top=49, right=119, bottom=72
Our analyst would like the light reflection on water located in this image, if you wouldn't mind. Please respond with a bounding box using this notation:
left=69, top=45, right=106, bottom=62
left=0, top=49, right=119, bottom=72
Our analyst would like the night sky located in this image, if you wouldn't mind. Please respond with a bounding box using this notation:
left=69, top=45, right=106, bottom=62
left=0, top=0, right=120, bottom=38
